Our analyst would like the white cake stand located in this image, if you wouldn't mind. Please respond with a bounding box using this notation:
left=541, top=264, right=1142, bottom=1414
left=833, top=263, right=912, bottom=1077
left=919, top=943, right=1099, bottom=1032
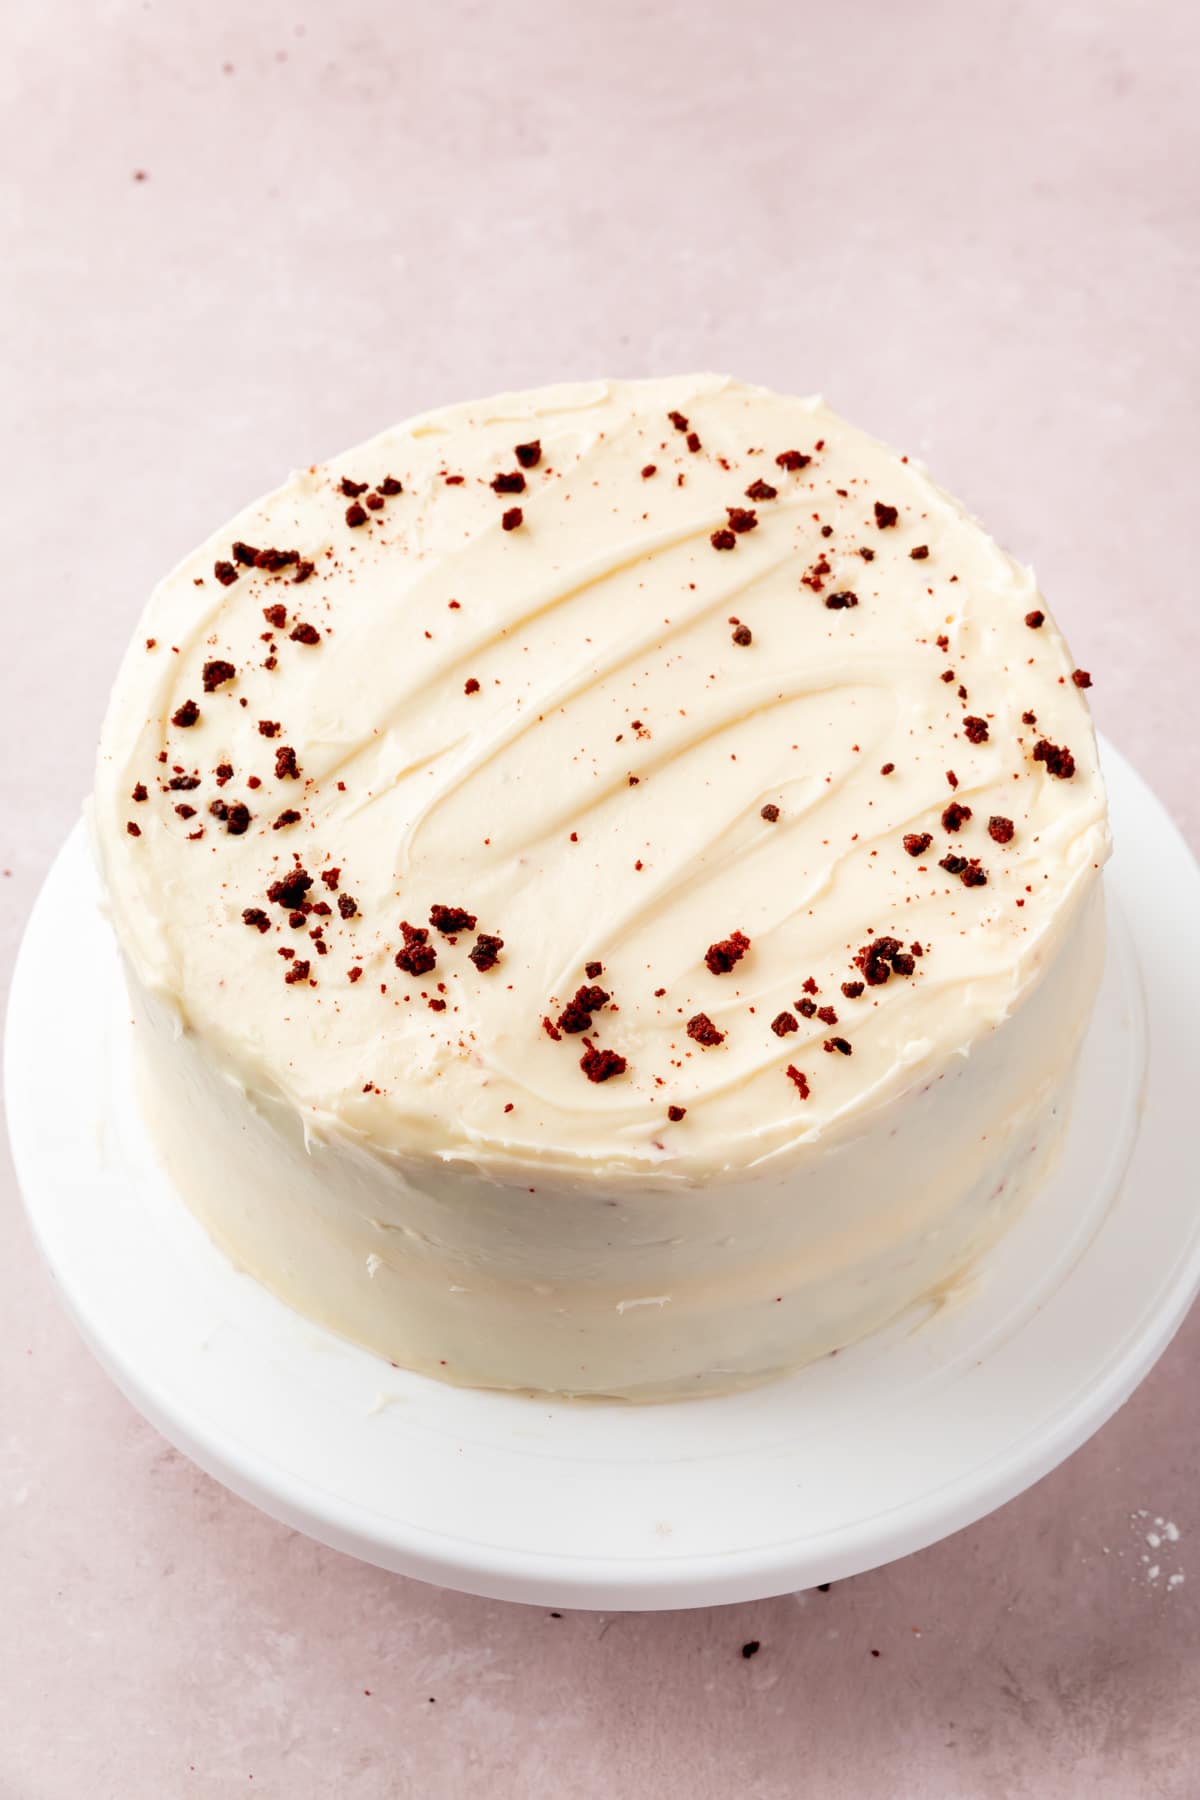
left=7, top=742, right=1198, bottom=1611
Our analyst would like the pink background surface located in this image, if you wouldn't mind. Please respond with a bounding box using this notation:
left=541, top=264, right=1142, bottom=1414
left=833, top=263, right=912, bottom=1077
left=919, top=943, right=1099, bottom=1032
left=3, top=1, right=1198, bottom=1793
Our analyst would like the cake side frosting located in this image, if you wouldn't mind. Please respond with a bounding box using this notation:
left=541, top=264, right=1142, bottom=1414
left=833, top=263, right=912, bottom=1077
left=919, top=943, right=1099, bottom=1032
left=125, top=884, right=1104, bottom=1397
left=94, top=375, right=1108, bottom=1185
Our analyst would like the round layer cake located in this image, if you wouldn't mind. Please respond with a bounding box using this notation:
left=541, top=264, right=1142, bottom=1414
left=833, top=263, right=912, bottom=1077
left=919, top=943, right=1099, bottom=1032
left=93, top=375, right=1109, bottom=1400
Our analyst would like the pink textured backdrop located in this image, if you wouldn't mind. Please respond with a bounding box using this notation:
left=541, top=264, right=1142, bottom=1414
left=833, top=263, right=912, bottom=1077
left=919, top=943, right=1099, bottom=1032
left=2, top=1, right=1197, bottom=1794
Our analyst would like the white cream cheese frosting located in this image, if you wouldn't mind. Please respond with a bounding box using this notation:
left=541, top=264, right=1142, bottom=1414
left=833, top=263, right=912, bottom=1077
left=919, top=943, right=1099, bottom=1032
left=94, top=376, right=1109, bottom=1398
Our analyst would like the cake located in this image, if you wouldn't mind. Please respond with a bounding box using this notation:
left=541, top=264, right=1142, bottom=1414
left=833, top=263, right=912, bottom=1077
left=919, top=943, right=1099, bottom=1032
left=93, top=375, right=1109, bottom=1401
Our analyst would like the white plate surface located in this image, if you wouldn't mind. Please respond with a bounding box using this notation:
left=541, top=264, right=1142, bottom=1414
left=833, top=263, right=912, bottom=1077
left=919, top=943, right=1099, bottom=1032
left=7, top=741, right=1198, bottom=1610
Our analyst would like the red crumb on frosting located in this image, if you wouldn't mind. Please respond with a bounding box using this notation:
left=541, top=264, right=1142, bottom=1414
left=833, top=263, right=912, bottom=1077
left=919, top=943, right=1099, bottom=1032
left=557, top=984, right=611, bottom=1035
left=854, top=936, right=911, bottom=987
left=802, top=554, right=831, bottom=593
left=267, top=866, right=313, bottom=910
left=430, top=904, right=477, bottom=936
left=1033, top=738, right=1076, bottom=779
left=395, top=928, right=437, bottom=977
left=705, top=930, right=750, bottom=975
left=580, top=1039, right=627, bottom=1083
left=687, top=1012, right=725, bottom=1046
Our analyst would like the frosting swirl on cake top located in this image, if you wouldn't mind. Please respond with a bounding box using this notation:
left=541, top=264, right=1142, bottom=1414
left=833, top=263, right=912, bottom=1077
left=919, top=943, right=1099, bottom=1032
left=95, top=375, right=1108, bottom=1176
